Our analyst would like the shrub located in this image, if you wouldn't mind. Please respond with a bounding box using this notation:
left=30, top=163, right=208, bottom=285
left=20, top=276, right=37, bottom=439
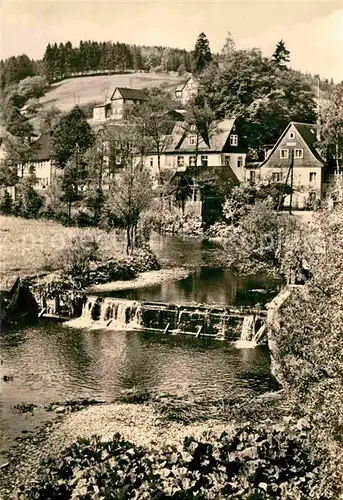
left=13, top=182, right=44, bottom=219
left=0, top=190, right=13, bottom=215
left=54, top=233, right=100, bottom=284
left=17, top=418, right=341, bottom=499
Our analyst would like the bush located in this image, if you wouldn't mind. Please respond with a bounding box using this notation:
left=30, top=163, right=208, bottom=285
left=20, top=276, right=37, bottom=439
left=0, top=190, right=13, bottom=214
left=17, top=418, right=340, bottom=499
left=54, top=233, right=100, bottom=285
left=13, top=182, right=44, bottom=219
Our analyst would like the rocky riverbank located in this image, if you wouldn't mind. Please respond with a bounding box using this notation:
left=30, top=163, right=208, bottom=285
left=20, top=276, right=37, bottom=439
left=1, top=392, right=338, bottom=500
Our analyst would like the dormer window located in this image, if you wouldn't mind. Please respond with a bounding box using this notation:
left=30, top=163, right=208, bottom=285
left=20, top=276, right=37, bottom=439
left=288, top=132, right=295, bottom=139
left=230, top=134, right=238, bottom=146
left=188, top=134, right=197, bottom=146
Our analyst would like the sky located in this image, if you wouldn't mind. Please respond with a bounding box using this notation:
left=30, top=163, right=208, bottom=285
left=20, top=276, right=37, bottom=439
left=1, top=0, right=343, bottom=81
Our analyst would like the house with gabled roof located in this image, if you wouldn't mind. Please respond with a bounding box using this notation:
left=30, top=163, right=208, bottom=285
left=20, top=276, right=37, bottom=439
left=93, top=87, right=148, bottom=122
left=143, top=118, right=247, bottom=220
left=174, top=76, right=199, bottom=106
left=245, top=121, right=330, bottom=208
left=17, top=132, right=56, bottom=191
left=147, top=118, right=247, bottom=181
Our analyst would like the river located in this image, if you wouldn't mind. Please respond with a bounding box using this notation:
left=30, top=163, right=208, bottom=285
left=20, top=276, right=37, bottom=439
left=0, top=233, right=280, bottom=461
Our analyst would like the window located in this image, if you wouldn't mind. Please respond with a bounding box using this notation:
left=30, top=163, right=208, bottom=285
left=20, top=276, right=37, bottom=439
left=250, top=170, right=256, bottom=183
left=280, top=149, right=289, bottom=159
left=237, top=156, right=244, bottom=168
left=230, top=134, right=238, bottom=146
left=288, top=132, right=295, bottom=139
left=273, top=172, right=281, bottom=182
left=224, top=156, right=230, bottom=166
left=188, top=134, right=197, bottom=146
left=177, top=156, right=184, bottom=167
left=201, top=155, right=208, bottom=167
left=115, top=155, right=122, bottom=165
left=149, top=157, right=154, bottom=167
left=294, top=149, right=303, bottom=158
left=309, top=172, right=317, bottom=182
left=189, top=156, right=196, bottom=167
left=189, top=124, right=196, bottom=132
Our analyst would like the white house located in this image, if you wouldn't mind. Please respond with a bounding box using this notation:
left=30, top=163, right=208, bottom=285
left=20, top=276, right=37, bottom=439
left=93, top=87, right=148, bottom=122
left=174, top=76, right=199, bottom=106
left=17, top=132, right=56, bottom=191
left=245, top=122, right=329, bottom=208
left=145, top=118, right=247, bottom=183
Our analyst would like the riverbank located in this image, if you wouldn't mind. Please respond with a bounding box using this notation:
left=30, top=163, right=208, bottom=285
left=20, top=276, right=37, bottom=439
left=0, top=390, right=288, bottom=497
left=2, top=392, right=338, bottom=499
left=87, top=267, right=191, bottom=293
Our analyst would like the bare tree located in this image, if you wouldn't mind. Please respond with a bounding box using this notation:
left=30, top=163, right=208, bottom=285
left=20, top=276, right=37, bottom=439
left=104, top=124, right=153, bottom=253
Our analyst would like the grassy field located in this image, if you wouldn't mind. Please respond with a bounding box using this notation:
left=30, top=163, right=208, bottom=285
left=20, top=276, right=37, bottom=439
left=0, top=216, right=125, bottom=288
left=38, top=72, right=186, bottom=112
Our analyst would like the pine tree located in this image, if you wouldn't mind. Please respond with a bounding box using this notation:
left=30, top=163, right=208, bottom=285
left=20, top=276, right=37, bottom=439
left=221, top=31, right=236, bottom=60
left=193, top=32, right=212, bottom=74
left=272, top=39, right=290, bottom=70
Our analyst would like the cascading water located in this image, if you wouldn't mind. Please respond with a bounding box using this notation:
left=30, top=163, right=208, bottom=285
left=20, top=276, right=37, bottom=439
left=66, top=296, right=142, bottom=330
left=66, top=295, right=267, bottom=345
left=240, top=315, right=255, bottom=341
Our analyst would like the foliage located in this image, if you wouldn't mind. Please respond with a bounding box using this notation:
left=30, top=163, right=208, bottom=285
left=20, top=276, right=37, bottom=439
left=13, top=179, right=44, bottom=219
left=42, top=40, right=193, bottom=82
left=0, top=54, right=37, bottom=89
left=0, top=189, right=13, bottom=214
left=220, top=31, right=236, bottom=61
left=36, top=105, right=62, bottom=135
left=214, top=200, right=301, bottom=277
left=125, top=94, right=175, bottom=184
left=17, top=75, right=47, bottom=100
left=223, top=182, right=292, bottom=224
left=0, top=158, right=18, bottom=187
left=199, top=47, right=316, bottom=149
left=3, top=106, right=35, bottom=137
left=272, top=40, right=290, bottom=70
left=52, top=106, right=95, bottom=169
left=319, top=83, right=343, bottom=171
left=17, top=416, right=340, bottom=499
left=54, top=233, right=100, bottom=283
left=272, top=209, right=343, bottom=438
left=102, top=125, right=154, bottom=253
left=193, top=32, right=213, bottom=74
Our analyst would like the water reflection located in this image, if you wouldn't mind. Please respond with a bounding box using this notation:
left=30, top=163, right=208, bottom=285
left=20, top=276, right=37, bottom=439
left=1, top=323, right=274, bottom=453
left=100, top=267, right=279, bottom=306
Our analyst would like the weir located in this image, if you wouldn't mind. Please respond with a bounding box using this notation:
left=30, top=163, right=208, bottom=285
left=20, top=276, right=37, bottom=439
left=68, top=296, right=268, bottom=342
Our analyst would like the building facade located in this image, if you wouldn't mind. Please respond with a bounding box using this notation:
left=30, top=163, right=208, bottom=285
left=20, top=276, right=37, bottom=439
left=17, top=133, right=56, bottom=191
left=174, top=77, right=199, bottom=106
left=245, top=122, right=328, bottom=208
left=93, top=87, right=148, bottom=122
left=145, top=118, right=247, bottom=182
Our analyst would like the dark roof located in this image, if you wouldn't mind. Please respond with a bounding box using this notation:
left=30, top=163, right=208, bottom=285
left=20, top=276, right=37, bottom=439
left=259, top=121, right=325, bottom=168
left=111, top=87, right=148, bottom=101
left=32, top=133, right=53, bottom=161
left=292, top=122, right=324, bottom=163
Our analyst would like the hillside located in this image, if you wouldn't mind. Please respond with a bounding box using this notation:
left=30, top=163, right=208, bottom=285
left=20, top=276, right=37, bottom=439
left=38, top=72, right=187, bottom=112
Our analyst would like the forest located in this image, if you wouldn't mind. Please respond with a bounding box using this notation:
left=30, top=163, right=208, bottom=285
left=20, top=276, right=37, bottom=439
left=0, top=41, right=193, bottom=88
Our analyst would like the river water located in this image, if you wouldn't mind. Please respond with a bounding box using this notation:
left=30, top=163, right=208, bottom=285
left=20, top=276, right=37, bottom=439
left=0, top=234, right=280, bottom=460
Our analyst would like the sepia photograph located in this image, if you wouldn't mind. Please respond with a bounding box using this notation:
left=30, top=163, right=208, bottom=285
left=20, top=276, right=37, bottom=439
left=0, top=0, right=342, bottom=497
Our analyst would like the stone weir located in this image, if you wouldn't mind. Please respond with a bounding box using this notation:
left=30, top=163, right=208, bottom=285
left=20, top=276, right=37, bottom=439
left=68, top=296, right=268, bottom=342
